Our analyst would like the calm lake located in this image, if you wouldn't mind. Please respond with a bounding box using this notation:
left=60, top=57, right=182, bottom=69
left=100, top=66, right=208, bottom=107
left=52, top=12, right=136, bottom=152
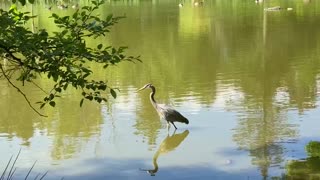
left=1, top=0, right=320, bottom=179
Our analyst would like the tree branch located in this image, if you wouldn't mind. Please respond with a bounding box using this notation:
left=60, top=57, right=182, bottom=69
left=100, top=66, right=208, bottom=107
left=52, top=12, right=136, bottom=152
left=0, top=63, right=47, bottom=117
left=0, top=43, right=43, bottom=72
left=31, top=80, right=48, bottom=95
left=0, top=44, right=24, bottom=65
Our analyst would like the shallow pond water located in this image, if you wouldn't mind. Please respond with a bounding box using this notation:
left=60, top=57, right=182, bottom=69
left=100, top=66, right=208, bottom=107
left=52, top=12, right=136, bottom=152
left=1, top=0, right=320, bottom=179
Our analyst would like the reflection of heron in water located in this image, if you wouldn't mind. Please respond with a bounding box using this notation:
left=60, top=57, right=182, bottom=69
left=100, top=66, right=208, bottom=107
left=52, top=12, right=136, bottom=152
left=137, top=83, right=189, bottom=130
left=140, top=130, right=190, bottom=176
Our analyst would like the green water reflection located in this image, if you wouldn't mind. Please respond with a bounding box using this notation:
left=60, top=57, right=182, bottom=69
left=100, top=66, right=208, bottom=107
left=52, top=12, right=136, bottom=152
left=1, top=0, right=320, bottom=179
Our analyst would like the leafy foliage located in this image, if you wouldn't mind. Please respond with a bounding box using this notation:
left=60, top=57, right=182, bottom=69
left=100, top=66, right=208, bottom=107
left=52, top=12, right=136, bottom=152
left=11, top=0, right=34, bottom=6
left=284, top=141, right=320, bottom=179
left=0, top=1, right=140, bottom=116
left=306, top=141, right=320, bottom=157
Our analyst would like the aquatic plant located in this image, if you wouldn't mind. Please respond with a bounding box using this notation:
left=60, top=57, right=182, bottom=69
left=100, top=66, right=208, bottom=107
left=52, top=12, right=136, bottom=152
left=1, top=149, right=48, bottom=180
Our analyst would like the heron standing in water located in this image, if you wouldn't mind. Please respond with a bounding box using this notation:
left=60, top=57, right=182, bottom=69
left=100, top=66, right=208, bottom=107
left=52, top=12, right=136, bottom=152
left=137, top=83, right=189, bottom=130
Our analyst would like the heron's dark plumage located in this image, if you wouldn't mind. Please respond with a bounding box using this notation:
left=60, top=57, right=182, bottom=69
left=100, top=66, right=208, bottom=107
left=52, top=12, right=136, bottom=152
left=159, top=106, right=189, bottom=124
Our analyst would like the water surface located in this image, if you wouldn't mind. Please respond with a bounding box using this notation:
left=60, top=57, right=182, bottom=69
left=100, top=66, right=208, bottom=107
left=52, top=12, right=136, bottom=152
left=1, top=0, right=320, bottom=179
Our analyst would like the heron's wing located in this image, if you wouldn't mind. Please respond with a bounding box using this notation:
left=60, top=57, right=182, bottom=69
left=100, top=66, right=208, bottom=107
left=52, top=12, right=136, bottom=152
left=155, top=104, right=166, bottom=119
left=158, top=105, right=189, bottom=124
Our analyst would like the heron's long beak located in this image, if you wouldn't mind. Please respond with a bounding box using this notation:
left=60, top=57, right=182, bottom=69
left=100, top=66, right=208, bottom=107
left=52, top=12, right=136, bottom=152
left=137, top=85, right=148, bottom=92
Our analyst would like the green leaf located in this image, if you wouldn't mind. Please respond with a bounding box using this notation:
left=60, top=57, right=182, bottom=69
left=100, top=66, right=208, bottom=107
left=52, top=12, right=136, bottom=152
left=18, top=0, right=26, bottom=6
left=55, top=87, right=62, bottom=93
left=110, top=88, right=117, bottom=99
left=86, top=95, right=93, bottom=101
left=49, top=101, right=56, bottom=107
left=98, top=84, right=107, bottom=90
left=97, top=44, right=103, bottom=49
left=10, top=4, right=17, bottom=11
left=106, top=14, right=113, bottom=22
left=83, top=73, right=90, bottom=79
left=51, top=13, right=59, bottom=19
left=49, top=93, right=54, bottom=100
left=80, top=98, right=84, bottom=107
left=28, top=0, right=34, bottom=4
left=72, top=12, right=78, bottom=19
left=40, top=103, right=46, bottom=109
left=63, top=83, right=68, bottom=90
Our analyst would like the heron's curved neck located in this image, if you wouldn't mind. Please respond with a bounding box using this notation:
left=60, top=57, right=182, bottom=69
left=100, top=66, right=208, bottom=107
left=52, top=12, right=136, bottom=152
left=150, top=150, right=160, bottom=173
left=144, top=150, right=159, bottom=175
left=149, top=86, right=158, bottom=108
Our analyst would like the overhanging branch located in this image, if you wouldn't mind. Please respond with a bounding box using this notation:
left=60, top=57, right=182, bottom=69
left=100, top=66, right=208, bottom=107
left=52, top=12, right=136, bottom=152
left=0, top=63, right=47, bottom=117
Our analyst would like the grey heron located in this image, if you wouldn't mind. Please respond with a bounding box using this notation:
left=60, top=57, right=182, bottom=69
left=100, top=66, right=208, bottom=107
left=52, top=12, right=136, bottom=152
left=137, top=83, right=189, bottom=130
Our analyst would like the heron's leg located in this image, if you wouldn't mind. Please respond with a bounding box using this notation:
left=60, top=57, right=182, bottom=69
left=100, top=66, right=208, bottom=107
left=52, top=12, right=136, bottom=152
left=166, top=121, right=170, bottom=131
left=172, top=128, right=177, bottom=135
left=170, top=121, right=177, bottom=129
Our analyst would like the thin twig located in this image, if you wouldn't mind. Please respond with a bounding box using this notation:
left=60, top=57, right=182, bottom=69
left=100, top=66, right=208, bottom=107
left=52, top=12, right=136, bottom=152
left=31, top=81, right=48, bottom=95
left=0, top=64, right=47, bottom=117
left=0, top=68, right=16, bottom=80
left=0, top=44, right=42, bottom=72
left=0, top=44, right=23, bottom=66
